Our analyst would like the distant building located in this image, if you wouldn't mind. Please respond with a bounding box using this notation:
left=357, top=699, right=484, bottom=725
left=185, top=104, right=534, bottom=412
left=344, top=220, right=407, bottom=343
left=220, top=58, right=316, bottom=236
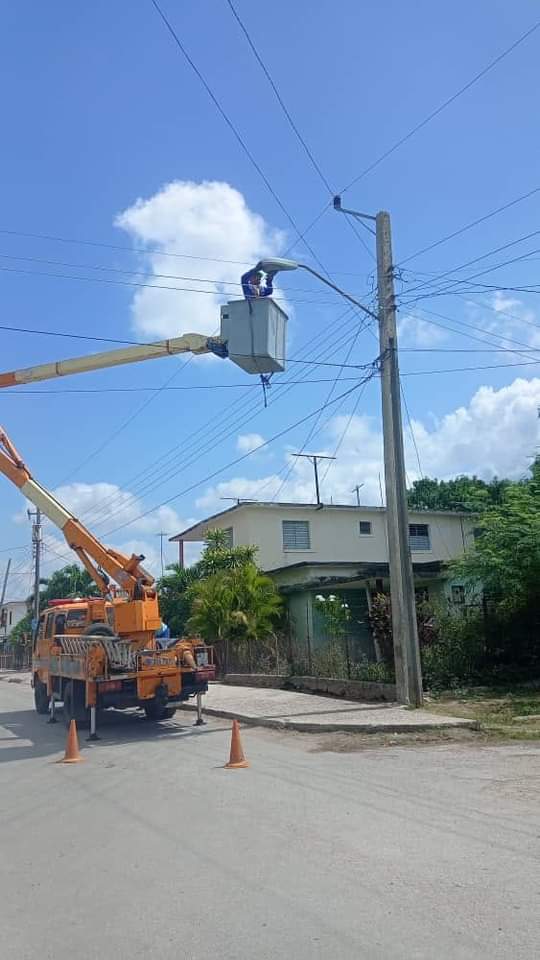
left=171, top=502, right=474, bottom=664
left=0, top=599, right=28, bottom=641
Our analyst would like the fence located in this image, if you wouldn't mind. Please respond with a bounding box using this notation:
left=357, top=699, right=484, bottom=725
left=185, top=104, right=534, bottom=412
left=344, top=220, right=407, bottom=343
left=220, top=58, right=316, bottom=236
left=0, top=650, right=31, bottom=671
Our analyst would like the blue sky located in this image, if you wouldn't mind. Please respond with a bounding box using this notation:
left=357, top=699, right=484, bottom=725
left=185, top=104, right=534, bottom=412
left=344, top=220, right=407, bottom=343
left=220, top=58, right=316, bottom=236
left=2, top=0, right=540, bottom=595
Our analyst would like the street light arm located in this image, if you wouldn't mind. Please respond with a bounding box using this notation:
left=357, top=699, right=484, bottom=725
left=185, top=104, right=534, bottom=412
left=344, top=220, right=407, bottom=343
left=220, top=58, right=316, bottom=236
left=297, top=264, right=378, bottom=321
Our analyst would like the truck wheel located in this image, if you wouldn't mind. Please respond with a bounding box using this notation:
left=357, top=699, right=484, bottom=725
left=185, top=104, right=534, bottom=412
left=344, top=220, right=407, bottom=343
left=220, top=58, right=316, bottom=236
left=63, top=680, right=89, bottom=729
left=144, top=702, right=176, bottom=721
left=34, top=677, right=50, bottom=715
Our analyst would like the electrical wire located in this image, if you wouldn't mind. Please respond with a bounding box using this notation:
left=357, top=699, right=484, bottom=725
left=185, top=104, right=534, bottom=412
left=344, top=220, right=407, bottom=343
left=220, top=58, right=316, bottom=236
left=101, top=372, right=380, bottom=537
left=149, top=0, right=329, bottom=276
left=398, top=228, right=540, bottom=302
left=279, top=18, right=540, bottom=253
left=76, top=307, right=369, bottom=527
left=0, top=262, right=344, bottom=306
left=340, top=19, right=540, bottom=197
left=397, top=184, right=540, bottom=267
left=85, top=317, right=374, bottom=528
left=0, top=251, right=370, bottom=296
left=223, top=0, right=375, bottom=265
left=1, top=376, right=376, bottom=396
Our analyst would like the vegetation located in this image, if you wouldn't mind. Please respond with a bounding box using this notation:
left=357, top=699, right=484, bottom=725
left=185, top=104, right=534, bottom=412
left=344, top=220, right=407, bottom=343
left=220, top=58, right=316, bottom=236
left=187, top=557, right=282, bottom=674
left=407, top=475, right=510, bottom=513
left=156, top=529, right=282, bottom=673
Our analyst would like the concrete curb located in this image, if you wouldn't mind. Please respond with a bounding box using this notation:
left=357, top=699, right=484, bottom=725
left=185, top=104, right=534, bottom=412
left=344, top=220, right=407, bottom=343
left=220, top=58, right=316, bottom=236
left=180, top=703, right=480, bottom=734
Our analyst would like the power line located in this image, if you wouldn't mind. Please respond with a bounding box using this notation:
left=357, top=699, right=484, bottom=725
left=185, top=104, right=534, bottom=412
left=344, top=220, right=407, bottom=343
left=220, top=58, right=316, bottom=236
left=223, top=0, right=375, bottom=264
left=402, top=359, right=540, bottom=376
left=398, top=184, right=540, bottom=266
left=0, top=375, right=374, bottom=396
left=101, top=373, right=379, bottom=537
left=149, top=0, right=329, bottom=276
left=0, top=251, right=366, bottom=295
left=398, top=228, right=540, bottom=301
left=283, top=18, right=540, bottom=254
left=340, top=19, right=540, bottom=196
left=0, top=262, right=343, bottom=306
left=77, top=308, right=367, bottom=527
left=86, top=317, right=372, bottom=528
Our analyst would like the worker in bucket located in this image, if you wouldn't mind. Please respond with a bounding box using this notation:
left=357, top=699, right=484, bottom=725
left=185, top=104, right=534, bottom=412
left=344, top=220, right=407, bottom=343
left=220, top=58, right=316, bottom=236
left=241, top=266, right=276, bottom=299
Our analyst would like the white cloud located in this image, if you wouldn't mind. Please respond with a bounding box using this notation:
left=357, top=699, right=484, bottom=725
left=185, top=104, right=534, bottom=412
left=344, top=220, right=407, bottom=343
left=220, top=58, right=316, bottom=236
left=115, top=180, right=286, bottom=339
left=398, top=313, right=448, bottom=347
left=236, top=432, right=266, bottom=454
left=195, top=377, right=540, bottom=511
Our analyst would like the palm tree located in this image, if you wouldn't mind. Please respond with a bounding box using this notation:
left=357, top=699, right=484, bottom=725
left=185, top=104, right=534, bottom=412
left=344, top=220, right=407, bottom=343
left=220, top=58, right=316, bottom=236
left=186, top=563, right=282, bottom=674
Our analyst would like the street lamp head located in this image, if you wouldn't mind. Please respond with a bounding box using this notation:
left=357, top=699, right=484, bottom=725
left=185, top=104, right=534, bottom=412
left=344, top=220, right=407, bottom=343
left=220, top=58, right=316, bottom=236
left=255, top=257, right=299, bottom=273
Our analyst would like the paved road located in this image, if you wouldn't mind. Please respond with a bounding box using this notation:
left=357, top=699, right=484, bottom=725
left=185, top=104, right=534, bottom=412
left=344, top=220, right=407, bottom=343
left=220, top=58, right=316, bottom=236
left=1, top=679, right=539, bottom=960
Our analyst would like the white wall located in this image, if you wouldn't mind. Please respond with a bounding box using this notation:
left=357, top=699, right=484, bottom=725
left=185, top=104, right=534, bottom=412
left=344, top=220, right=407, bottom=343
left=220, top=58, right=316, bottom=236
left=0, top=600, right=28, bottom=640
left=201, top=505, right=474, bottom=572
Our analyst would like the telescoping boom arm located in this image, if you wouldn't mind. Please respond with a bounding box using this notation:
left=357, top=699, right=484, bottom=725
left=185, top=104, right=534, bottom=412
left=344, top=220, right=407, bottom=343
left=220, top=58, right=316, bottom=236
left=0, top=332, right=222, bottom=388
left=0, top=427, right=154, bottom=599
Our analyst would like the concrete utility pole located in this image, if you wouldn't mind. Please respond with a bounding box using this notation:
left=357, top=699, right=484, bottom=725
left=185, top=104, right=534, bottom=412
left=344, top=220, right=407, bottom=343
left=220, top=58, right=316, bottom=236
left=1, top=557, right=11, bottom=607
left=293, top=453, right=335, bottom=505
left=0, top=557, right=11, bottom=639
left=30, top=508, right=42, bottom=645
left=376, top=211, right=423, bottom=706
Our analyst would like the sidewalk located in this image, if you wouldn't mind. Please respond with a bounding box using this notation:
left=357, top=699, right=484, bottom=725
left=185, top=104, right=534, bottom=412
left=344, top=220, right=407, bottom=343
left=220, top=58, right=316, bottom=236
left=182, top=683, right=479, bottom=733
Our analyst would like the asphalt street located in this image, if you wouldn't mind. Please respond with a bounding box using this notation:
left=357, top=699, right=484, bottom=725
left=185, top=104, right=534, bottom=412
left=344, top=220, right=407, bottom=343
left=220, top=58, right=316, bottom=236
left=1, top=678, right=539, bottom=960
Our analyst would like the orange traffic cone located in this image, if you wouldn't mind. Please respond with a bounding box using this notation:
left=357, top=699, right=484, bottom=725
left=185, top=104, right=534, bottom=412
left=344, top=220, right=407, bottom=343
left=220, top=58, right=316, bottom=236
left=58, top=719, right=84, bottom=764
left=225, top=719, right=249, bottom=769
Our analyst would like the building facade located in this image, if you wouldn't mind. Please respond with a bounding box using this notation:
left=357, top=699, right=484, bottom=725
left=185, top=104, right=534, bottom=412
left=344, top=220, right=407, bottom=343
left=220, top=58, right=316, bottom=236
left=0, top=599, right=28, bottom=642
left=171, top=502, right=474, bottom=665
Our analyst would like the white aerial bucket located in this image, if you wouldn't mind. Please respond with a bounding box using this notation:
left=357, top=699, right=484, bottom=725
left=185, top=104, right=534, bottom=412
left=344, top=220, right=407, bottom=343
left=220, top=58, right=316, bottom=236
left=220, top=298, right=287, bottom=374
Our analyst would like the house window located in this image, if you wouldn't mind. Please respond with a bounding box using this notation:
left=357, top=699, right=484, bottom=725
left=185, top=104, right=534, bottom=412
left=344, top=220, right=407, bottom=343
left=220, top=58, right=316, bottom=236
left=282, top=519, right=311, bottom=551
left=415, top=587, right=430, bottom=603
left=452, top=585, right=465, bottom=605
left=409, top=523, right=430, bottom=551
left=222, top=527, right=234, bottom=548
left=359, top=520, right=372, bottom=536
left=9, top=611, right=12, bottom=625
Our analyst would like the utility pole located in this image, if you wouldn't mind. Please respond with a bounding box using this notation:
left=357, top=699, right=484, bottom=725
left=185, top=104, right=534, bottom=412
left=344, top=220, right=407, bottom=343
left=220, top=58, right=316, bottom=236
left=375, top=211, right=423, bottom=706
left=293, top=453, right=335, bottom=505
left=352, top=484, right=364, bottom=506
left=155, top=531, right=169, bottom=578
left=0, top=558, right=11, bottom=639
left=29, top=508, right=42, bottom=645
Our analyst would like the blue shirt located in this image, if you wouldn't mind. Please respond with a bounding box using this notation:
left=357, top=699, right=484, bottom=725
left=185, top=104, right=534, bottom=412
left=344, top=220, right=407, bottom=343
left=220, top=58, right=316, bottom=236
left=241, top=269, right=274, bottom=299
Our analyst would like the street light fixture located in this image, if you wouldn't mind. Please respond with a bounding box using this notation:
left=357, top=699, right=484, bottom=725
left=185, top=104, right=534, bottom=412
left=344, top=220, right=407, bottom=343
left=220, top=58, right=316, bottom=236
left=255, top=259, right=378, bottom=321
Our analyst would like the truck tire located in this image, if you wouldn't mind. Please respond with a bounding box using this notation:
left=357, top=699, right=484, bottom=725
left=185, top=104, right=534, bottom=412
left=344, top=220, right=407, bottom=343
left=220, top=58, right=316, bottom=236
left=34, top=677, right=50, bottom=715
left=63, top=680, right=89, bottom=729
left=144, top=702, right=176, bottom=721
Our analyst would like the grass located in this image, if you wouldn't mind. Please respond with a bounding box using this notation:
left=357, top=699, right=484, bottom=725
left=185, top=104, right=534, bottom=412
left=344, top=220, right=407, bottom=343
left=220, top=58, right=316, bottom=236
left=424, top=684, right=540, bottom=741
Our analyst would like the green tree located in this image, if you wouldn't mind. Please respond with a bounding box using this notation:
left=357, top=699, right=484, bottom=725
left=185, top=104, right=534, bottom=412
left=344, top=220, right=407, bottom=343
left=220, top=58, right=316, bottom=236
left=454, top=467, right=540, bottom=614
left=156, top=563, right=200, bottom=637
left=39, top=564, right=98, bottom=606
left=407, top=475, right=509, bottom=513
left=186, top=563, right=282, bottom=673
left=197, top=528, right=258, bottom=576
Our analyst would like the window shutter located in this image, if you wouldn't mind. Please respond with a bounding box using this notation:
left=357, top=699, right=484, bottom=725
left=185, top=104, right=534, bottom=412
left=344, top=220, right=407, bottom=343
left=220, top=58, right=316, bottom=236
left=282, top=520, right=311, bottom=550
left=409, top=523, right=430, bottom=551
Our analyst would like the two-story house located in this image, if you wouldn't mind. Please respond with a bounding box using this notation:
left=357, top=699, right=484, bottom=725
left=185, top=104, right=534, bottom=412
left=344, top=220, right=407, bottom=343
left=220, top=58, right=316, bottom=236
left=171, top=502, right=474, bottom=664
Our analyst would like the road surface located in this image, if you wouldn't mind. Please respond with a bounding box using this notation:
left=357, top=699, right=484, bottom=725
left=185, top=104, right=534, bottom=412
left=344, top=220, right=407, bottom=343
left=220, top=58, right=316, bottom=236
left=1, top=678, right=539, bottom=959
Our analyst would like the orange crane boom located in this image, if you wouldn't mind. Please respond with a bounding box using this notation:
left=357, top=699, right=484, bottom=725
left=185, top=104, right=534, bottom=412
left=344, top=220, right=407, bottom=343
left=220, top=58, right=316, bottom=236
left=0, top=426, right=154, bottom=600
